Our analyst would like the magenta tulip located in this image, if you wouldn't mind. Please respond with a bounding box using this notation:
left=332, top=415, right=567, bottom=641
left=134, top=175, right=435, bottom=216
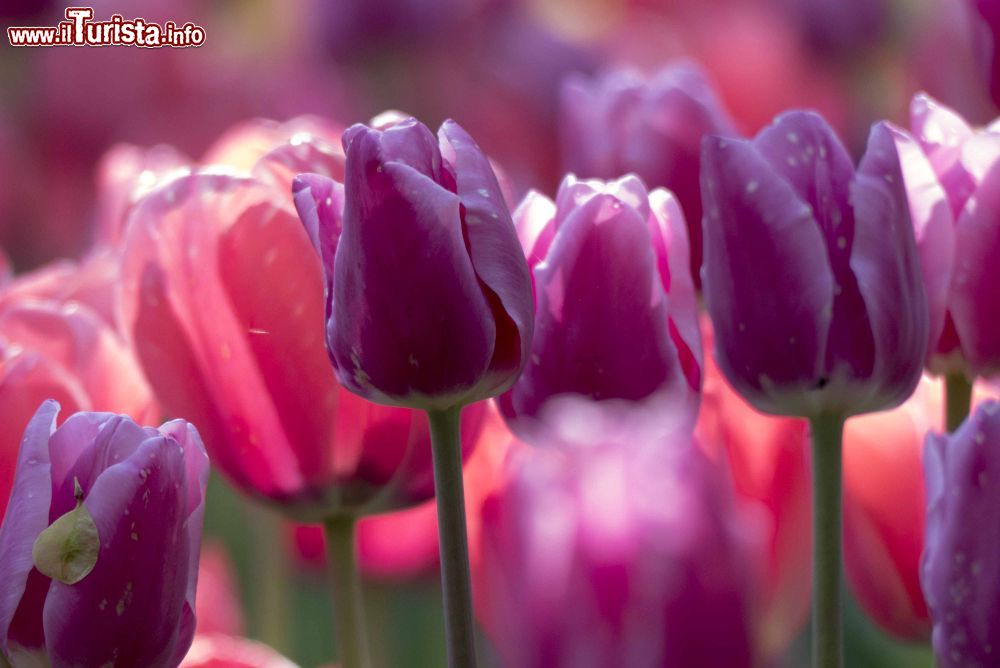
left=922, top=400, right=1000, bottom=666
left=498, top=175, right=701, bottom=443
left=700, top=111, right=929, bottom=418
left=561, top=63, right=738, bottom=286
left=297, top=117, right=533, bottom=411
left=476, top=436, right=755, bottom=668
left=0, top=400, right=208, bottom=667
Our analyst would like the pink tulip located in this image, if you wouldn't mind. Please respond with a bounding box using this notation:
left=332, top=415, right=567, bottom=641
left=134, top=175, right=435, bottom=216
left=0, top=270, right=157, bottom=522
left=121, top=158, right=481, bottom=519
left=498, top=175, right=701, bottom=444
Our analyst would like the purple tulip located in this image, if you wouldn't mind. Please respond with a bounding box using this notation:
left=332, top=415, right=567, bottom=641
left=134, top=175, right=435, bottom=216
left=901, top=93, right=1000, bottom=377
left=560, top=62, right=739, bottom=287
left=498, top=175, right=702, bottom=444
left=922, top=400, right=1000, bottom=667
left=968, top=0, right=1000, bottom=108
left=700, top=111, right=929, bottom=418
left=477, top=436, right=756, bottom=668
left=294, top=117, right=534, bottom=411
left=0, top=400, right=208, bottom=667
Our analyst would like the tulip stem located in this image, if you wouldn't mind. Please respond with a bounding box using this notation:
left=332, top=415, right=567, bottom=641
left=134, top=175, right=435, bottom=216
left=810, top=413, right=844, bottom=668
left=324, top=515, right=372, bottom=668
left=427, top=406, right=478, bottom=668
left=945, top=373, right=973, bottom=433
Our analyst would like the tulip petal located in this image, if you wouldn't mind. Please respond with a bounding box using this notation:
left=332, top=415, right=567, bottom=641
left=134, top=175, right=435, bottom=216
left=910, top=93, right=977, bottom=216
left=333, top=130, right=494, bottom=406
left=950, top=161, right=1000, bottom=376
left=890, top=127, right=955, bottom=362
left=43, top=436, right=193, bottom=667
left=292, top=173, right=344, bottom=322
left=159, top=419, right=209, bottom=650
left=439, top=120, right=535, bottom=395
left=122, top=174, right=315, bottom=500
left=0, top=400, right=58, bottom=656
left=511, top=191, right=557, bottom=269
left=850, top=123, right=929, bottom=411
left=504, top=193, right=685, bottom=431
left=755, top=112, right=878, bottom=385
left=649, top=188, right=702, bottom=391
left=701, top=135, right=834, bottom=415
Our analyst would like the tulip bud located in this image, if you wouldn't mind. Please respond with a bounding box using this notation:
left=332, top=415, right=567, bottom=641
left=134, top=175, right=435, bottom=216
left=0, top=400, right=208, bottom=667
left=476, top=434, right=756, bottom=668
left=900, top=93, right=1000, bottom=377
left=700, top=111, right=929, bottom=418
left=295, top=117, right=533, bottom=411
left=922, top=400, right=1000, bottom=666
left=498, top=175, right=701, bottom=444
left=560, top=63, right=739, bottom=286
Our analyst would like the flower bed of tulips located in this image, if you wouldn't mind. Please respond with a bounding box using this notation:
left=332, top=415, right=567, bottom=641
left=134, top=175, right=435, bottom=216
left=3, top=1, right=1000, bottom=667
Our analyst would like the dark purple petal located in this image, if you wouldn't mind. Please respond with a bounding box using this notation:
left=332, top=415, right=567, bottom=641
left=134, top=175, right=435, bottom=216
left=333, top=133, right=494, bottom=407
left=49, top=415, right=152, bottom=521
left=0, top=400, right=58, bottom=657
left=700, top=135, right=835, bottom=415
left=754, top=112, right=876, bottom=384
left=44, top=436, right=193, bottom=667
left=849, top=122, right=929, bottom=411
left=438, top=120, right=535, bottom=396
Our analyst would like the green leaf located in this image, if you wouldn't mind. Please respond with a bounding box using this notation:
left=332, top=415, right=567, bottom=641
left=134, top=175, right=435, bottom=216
left=31, top=479, right=99, bottom=585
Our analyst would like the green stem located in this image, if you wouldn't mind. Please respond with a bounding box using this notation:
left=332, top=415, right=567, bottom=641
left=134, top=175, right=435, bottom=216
left=427, top=406, right=478, bottom=668
left=810, top=413, right=845, bottom=668
left=324, top=515, right=372, bottom=668
left=251, top=504, right=290, bottom=654
left=945, top=372, right=973, bottom=433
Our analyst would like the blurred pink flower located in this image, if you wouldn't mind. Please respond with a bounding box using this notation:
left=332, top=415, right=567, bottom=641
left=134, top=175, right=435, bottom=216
left=180, top=634, right=299, bottom=668
left=843, top=375, right=997, bottom=640
left=291, top=405, right=514, bottom=580
left=195, top=543, right=245, bottom=638
left=475, top=433, right=756, bottom=668
left=0, top=257, right=158, bottom=521
left=697, top=317, right=811, bottom=661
